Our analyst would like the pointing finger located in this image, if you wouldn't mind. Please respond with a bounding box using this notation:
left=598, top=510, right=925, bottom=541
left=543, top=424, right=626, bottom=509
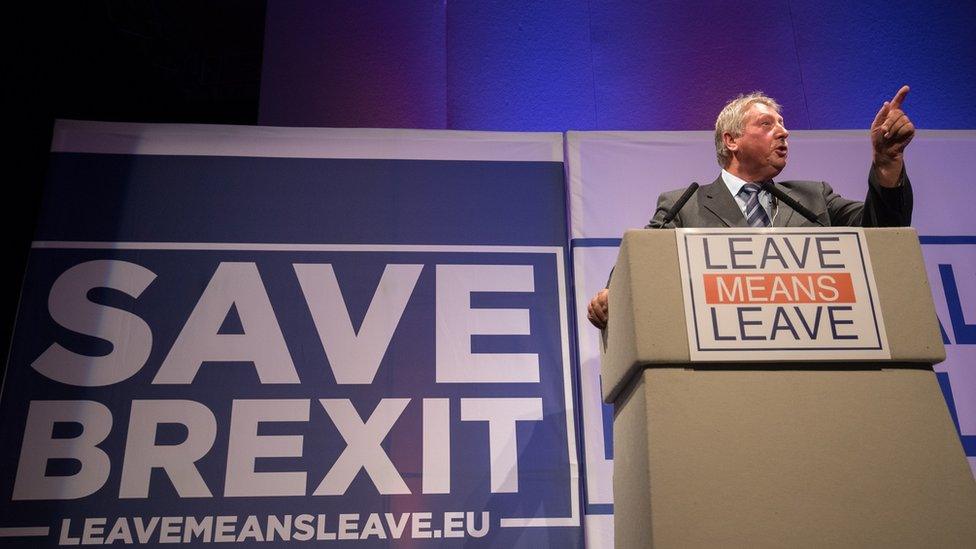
left=871, top=101, right=890, bottom=129
left=889, top=85, right=910, bottom=109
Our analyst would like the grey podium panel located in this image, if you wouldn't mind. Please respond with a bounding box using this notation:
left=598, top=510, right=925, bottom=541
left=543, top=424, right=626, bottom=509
left=614, top=368, right=976, bottom=548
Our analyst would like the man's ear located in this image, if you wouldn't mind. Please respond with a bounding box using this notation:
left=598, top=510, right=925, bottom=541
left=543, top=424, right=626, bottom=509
left=723, top=132, right=738, bottom=153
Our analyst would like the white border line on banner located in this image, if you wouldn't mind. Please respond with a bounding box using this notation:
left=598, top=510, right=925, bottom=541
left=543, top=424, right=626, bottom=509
left=0, top=527, right=50, bottom=537
left=30, top=241, right=580, bottom=528
left=35, top=242, right=557, bottom=254
left=50, top=120, right=564, bottom=162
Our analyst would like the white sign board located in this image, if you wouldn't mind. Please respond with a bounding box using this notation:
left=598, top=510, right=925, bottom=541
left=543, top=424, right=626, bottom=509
left=676, top=228, right=889, bottom=361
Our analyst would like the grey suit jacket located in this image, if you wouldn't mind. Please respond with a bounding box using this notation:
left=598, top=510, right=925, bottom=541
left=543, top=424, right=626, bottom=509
left=647, top=169, right=912, bottom=228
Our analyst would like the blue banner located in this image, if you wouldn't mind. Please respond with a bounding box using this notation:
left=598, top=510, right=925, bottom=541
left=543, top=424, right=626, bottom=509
left=0, top=125, right=581, bottom=547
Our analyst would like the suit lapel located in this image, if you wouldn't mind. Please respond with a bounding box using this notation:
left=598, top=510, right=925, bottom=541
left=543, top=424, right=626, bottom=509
left=701, top=176, right=748, bottom=227
left=773, top=183, right=812, bottom=227
left=772, top=182, right=797, bottom=227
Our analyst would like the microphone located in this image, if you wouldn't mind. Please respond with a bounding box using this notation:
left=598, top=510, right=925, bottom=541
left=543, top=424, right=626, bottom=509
left=759, top=181, right=825, bottom=227
left=658, top=182, right=699, bottom=227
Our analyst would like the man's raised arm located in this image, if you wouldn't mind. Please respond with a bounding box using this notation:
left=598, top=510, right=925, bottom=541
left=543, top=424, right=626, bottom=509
left=871, top=85, right=915, bottom=188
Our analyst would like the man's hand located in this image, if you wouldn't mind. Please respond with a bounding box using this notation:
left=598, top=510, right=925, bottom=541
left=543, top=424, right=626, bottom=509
left=587, top=288, right=609, bottom=329
left=870, top=85, right=915, bottom=187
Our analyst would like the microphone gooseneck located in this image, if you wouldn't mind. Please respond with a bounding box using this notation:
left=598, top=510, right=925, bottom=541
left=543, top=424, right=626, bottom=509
left=759, top=181, right=825, bottom=227
left=659, top=182, right=700, bottom=227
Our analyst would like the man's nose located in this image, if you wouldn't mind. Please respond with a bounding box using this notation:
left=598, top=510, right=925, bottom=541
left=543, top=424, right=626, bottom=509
left=776, top=123, right=789, bottom=139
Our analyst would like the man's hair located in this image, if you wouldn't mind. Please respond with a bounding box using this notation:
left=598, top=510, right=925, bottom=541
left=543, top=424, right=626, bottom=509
left=714, top=91, right=782, bottom=168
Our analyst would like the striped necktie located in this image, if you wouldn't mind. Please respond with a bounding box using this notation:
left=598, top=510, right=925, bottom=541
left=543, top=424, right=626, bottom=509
left=740, top=184, right=770, bottom=227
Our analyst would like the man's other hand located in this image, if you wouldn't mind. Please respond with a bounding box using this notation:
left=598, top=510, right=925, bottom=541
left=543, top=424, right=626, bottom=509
left=587, top=288, right=609, bottom=329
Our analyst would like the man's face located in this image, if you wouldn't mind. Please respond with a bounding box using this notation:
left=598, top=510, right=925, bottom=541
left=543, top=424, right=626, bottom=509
left=727, top=102, right=789, bottom=180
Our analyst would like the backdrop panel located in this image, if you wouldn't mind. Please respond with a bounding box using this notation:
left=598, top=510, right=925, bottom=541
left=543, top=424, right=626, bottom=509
left=0, top=123, right=582, bottom=547
left=567, top=129, right=976, bottom=547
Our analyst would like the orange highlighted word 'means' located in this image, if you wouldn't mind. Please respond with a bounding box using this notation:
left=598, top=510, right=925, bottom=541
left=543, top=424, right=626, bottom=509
left=703, top=273, right=855, bottom=304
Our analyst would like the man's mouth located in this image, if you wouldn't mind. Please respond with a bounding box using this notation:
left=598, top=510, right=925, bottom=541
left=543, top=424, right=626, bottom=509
left=775, top=144, right=788, bottom=156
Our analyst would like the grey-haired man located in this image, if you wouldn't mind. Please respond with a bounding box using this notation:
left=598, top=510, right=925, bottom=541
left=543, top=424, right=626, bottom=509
left=586, top=86, right=915, bottom=329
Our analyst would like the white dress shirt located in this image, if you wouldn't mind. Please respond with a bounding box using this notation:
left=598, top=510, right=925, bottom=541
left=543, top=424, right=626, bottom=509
left=721, top=169, right=775, bottom=224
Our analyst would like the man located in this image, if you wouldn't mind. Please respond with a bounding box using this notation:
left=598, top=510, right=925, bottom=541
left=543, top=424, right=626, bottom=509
left=586, top=86, right=915, bottom=329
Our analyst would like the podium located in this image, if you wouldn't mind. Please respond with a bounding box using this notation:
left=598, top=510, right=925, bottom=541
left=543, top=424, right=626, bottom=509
left=601, top=228, right=976, bottom=548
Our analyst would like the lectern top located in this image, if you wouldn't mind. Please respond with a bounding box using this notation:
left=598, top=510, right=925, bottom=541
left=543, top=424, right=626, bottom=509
left=600, top=227, right=944, bottom=404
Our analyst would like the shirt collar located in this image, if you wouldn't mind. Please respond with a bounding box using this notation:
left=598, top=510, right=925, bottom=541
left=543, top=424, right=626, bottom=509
left=721, top=169, right=751, bottom=197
